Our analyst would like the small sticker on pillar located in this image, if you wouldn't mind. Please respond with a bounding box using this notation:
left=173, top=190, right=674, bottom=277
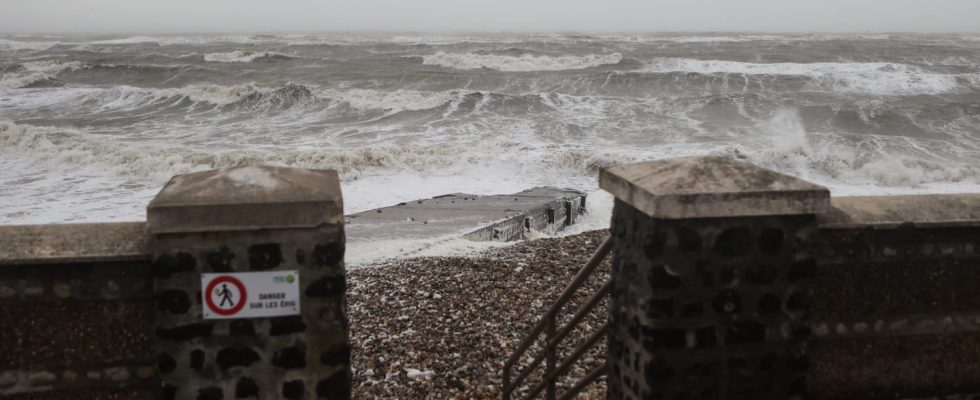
left=201, top=271, right=300, bottom=319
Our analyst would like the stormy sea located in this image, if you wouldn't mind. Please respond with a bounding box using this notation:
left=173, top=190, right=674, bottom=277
left=1, top=33, right=979, bottom=228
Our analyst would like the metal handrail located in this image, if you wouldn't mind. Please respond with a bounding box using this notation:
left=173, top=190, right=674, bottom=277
left=524, top=320, right=610, bottom=399
left=503, top=235, right=614, bottom=400
left=558, top=363, right=607, bottom=400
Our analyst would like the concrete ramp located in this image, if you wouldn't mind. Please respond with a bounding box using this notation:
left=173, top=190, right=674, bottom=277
left=345, top=187, right=587, bottom=243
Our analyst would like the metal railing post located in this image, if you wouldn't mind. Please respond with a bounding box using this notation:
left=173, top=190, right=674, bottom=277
left=503, top=364, right=512, bottom=400
left=545, top=316, right=557, bottom=400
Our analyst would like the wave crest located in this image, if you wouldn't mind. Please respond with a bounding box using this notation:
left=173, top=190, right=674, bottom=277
left=0, top=60, right=82, bottom=88
left=236, top=83, right=316, bottom=109
left=203, top=51, right=295, bottom=63
left=638, top=58, right=979, bottom=95
left=317, top=88, right=462, bottom=111
left=734, top=109, right=980, bottom=188
left=0, top=38, right=60, bottom=51
left=0, top=120, right=469, bottom=181
left=420, top=52, right=622, bottom=72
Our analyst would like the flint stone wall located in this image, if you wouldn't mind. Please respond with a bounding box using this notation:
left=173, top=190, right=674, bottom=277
left=607, top=200, right=815, bottom=399
left=0, top=222, right=157, bottom=399
left=151, top=226, right=349, bottom=400
left=149, top=165, right=349, bottom=400
left=809, top=194, right=980, bottom=399
left=0, top=165, right=351, bottom=400
left=602, top=156, right=980, bottom=400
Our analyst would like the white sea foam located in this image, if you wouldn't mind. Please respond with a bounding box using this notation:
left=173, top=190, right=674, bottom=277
left=150, top=85, right=459, bottom=110
left=0, top=120, right=556, bottom=225
left=1, top=83, right=465, bottom=112
left=124, top=84, right=282, bottom=106
left=0, top=38, right=60, bottom=51
left=154, top=85, right=458, bottom=110
left=85, top=35, right=266, bottom=46
left=420, top=52, right=622, bottom=72
left=387, top=35, right=511, bottom=45
left=740, top=109, right=980, bottom=191
left=650, top=35, right=789, bottom=43
left=82, top=84, right=268, bottom=107
left=171, top=84, right=269, bottom=104
left=4, top=110, right=980, bottom=231
left=203, top=51, right=293, bottom=63
left=639, top=58, right=978, bottom=95
left=0, top=36, right=206, bottom=50
left=346, top=235, right=512, bottom=266
left=0, top=120, right=481, bottom=181
left=0, top=71, right=54, bottom=89
left=317, top=88, right=461, bottom=111
left=589, top=33, right=899, bottom=44
left=3, top=35, right=980, bottom=239
left=22, top=60, right=85, bottom=73
left=88, top=36, right=177, bottom=45
left=0, top=60, right=83, bottom=88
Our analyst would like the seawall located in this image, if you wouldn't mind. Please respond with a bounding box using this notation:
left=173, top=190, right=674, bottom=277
left=2, top=159, right=980, bottom=399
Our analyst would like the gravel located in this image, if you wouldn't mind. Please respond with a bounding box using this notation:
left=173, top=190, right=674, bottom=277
left=349, top=230, right=611, bottom=399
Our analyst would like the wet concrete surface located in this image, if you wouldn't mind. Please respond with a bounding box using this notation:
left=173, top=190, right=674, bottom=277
left=345, top=187, right=586, bottom=243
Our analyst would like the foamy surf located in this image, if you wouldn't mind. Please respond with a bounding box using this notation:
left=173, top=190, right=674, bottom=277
left=420, top=52, right=623, bottom=71
left=638, top=58, right=980, bottom=95
left=2, top=83, right=613, bottom=114
left=0, top=60, right=82, bottom=88
left=727, top=108, right=980, bottom=192
left=345, top=235, right=513, bottom=266
left=203, top=50, right=294, bottom=62
left=2, top=33, right=979, bottom=246
left=0, top=121, right=484, bottom=181
left=316, top=88, right=463, bottom=111
left=0, top=38, right=61, bottom=51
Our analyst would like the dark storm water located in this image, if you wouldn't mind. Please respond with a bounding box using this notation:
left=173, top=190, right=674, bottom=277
left=1, top=32, right=979, bottom=224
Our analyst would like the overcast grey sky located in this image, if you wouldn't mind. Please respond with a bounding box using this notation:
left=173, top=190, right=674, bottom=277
left=1, top=0, right=978, bottom=34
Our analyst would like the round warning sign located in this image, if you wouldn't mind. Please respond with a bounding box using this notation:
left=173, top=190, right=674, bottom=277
left=205, top=275, right=247, bottom=316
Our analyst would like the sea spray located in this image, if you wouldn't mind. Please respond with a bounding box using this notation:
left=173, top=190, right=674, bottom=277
left=766, top=108, right=810, bottom=156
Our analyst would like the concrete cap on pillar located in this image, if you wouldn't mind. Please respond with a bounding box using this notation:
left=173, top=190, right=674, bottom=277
left=148, top=166, right=343, bottom=233
left=599, top=156, right=829, bottom=219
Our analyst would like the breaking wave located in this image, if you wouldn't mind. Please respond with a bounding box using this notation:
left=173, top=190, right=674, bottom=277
left=316, top=88, right=461, bottom=111
left=0, top=120, right=472, bottom=180
left=12, top=84, right=487, bottom=113
left=203, top=51, right=295, bottom=63
left=0, top=60, right=192, bottom=89
left=82, top=63, right=188, bottom=73
left=11, top=84, right=320, bottom=113
left=137, top=84, right=458, bottom=111
left=730, top=109, right=980, bottom=188
left=420, top=52, right=623, bottom=72
left=167, top=84, right=269, bottom=105
left=0, top=60, right=82, bottom=88
left=235, top=83, right=317, bottom=109
left=638, top=58, right=980, bottom=95
left=5, top=109, right=978, bottom=194
left=622, top=35, right=790, bottom=43
left=0, top=38, right=60, bottom=51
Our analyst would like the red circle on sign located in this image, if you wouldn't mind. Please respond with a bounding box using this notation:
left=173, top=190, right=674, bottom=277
left=205, top=276, right=247, bottom=316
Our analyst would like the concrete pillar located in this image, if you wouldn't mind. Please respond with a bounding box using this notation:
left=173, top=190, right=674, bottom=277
left=147, top=166, right=349, bottom=400
left=599, top=156, right=829, bottom=400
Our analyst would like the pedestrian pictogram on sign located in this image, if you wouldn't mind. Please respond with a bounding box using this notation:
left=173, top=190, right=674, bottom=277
left=201, top=271, right=301, bottom=319
left=205, top=275, right=247, bottom=316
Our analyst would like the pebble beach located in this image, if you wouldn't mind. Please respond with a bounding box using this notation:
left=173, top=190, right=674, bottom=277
left=348, top=230, right=611, bottom=399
